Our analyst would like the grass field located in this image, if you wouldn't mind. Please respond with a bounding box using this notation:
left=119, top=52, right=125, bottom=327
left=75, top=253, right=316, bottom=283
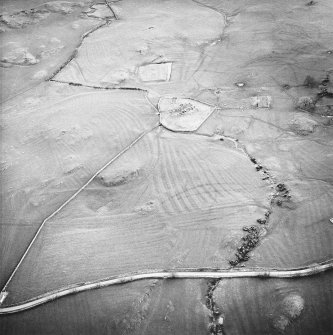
left=1, top=0, right=332, bottom=334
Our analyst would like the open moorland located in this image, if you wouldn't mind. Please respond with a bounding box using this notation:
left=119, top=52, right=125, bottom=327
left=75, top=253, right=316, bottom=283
left=0, top=0, right=332, bottom=334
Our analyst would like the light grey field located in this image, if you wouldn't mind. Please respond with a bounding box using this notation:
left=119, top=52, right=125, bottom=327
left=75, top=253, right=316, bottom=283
left=0, top=0, right=332, bottom=334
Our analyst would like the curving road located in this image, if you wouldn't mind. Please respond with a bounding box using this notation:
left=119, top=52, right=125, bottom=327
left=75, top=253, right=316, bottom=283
left=1, top=260, right=332, bottom=314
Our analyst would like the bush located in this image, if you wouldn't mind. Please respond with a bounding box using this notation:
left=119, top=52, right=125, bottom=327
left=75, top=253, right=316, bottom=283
left=296, top=96, right=315, bottom=112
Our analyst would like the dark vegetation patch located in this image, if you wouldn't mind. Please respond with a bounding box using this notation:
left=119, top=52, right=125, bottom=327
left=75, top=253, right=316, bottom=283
left=305, top=1, right=316, bottom=6
left=296, top=96, right=316, bottom=112
left=229, top=153, right=293, bottom=266
left=303, top=75, right=318, bottom=88
left=171, top=103, right=195, bottom=115
left=272, top=183, right=294, bottom=209
left=229, top=225, right=260, bottom=266
left=206, top=279, right=225, bottom=335
left=298, top=75, right=333, bottom=114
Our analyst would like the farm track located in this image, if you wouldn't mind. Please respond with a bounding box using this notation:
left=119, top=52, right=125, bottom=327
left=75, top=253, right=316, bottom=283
left=0, top=260, right=332, bottom=314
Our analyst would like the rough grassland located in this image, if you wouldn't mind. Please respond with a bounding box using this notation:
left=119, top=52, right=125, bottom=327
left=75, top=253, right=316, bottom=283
left=1, top=0, right=333, bottom=333
left=4, top=129, right=270, bottom=303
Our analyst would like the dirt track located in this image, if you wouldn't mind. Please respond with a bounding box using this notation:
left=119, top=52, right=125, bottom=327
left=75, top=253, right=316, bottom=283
left=1, top=260, right=332, bottom=315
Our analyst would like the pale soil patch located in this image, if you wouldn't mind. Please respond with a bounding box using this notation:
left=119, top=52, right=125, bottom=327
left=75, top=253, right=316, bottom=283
left=272, top=294, right=305, bottom=331
left=251, top=95, right=272, bottom=108
left=138, top=62, right=172, bottom=82
left=1, top=47, right=39, bottom=65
